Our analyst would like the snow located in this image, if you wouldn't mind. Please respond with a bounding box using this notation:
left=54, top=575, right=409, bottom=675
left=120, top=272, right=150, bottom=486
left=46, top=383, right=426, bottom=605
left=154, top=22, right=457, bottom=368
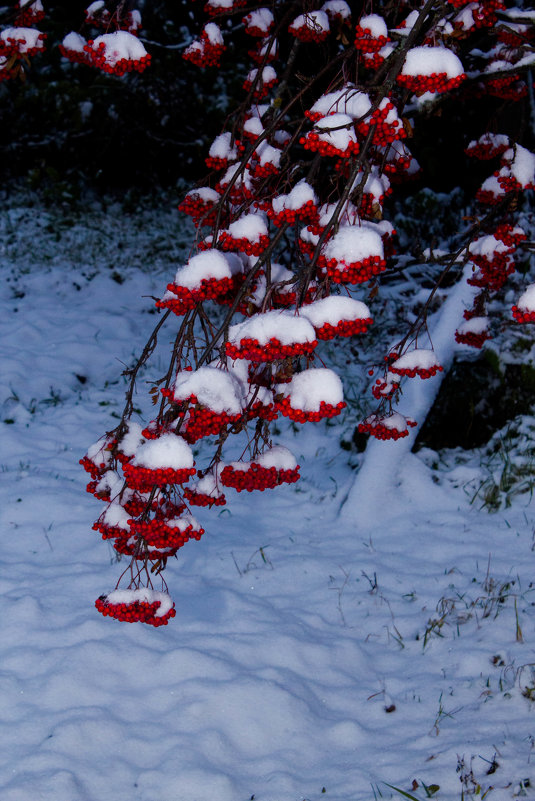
left=131, top=433, right=194, bottom=470
left=3, top=197, right=535, bottom=801
left=271, top=179, right=317, bottom=213
left=457, top=315, right=490, bottom=335
left=256, top=445, right=297, bottom=470
left=173, top=250, right=233, bottom=289
left=358, top=13, right=388, bottom=38
left=315, top=112, right=359, bottom=151
left=309, top=86, right=372, bottom=120
left=226, top=212, right=268, bottom=241
left=172, top=366, right=245, bottom=415
left=243, top=8, right=274, bottom=33
left=61, top=32, right=86, bottom=53
left=203, top=22, right=224, bottom=46
left=324, top=224, right=384, bottom=262
left=208, top=132, right=238, bottom=161
left=91, top=31, right=148, bottom=65
left=401, top=46, right=465, bottom=78
left=105, top=588, right=174, bottom=617
left=301, top=295, right=372, bottom=326
left=290, top=10, right=330, bottom=33
left=278, top=367, right=344, bottom=410
left=515, top=284, right=535, bottom=312
left=228, top=309, right=316, bottom=346
left=390, top=348, right=441, bottom=372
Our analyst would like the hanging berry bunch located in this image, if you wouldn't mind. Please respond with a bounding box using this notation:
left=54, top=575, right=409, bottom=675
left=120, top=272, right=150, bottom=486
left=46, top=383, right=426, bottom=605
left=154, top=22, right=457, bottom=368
left=81, top=0, right=535, bottom=624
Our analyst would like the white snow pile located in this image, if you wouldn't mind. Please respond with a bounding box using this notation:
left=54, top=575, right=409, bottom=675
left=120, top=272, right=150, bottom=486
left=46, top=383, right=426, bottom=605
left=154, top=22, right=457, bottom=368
left=271, top=180, right=318, bottom=213
left=117, top=421, right=144, bottom=458
left=308, top=86, right=372, bottom=120
left=277, top=368, right=344, bottom=411
left=396, top=9, right=419, bottom=33
left=323, top=225, right=384, bottom=263
left=515, top=284, right=535, bottom=312
left=167, top=512, right=202, bottom=533
left=101, top=502, right=131, bottom=530
left=130, top=433, right=194, bottom=470
left=1, top=26, right=44, bottom=51
left=357, top=13, right=388, bottom=38
left=321, top=0, right=351, bottom=19
left=466, top=132, right=509, bottom=153
left=172, top=251, right=234, bottom=289
left=245, top=65, right=277, bottom=86
left=254, top=142, right=281, bottom=169
left=457, top=316, right=489, bottom=336
left=501, top=145, right=535, bottom=187
left=203, top=21, right=225, bottom=45
left=188, top=466, right=226, bottom=499
left=104, top=589, right=174, bottom=617
left=314, top=113, right=359, bottom=150
left=389, top=349, right=442, bottom=373
left=243, top=8, right=274, bottom=34
left=302, top=295, right=372, bottom=326
left=468, top=234, right=510, bottom=259
left=401, top=46, right=464, bottom=78
left=290, top=10, right=330, bottom=34
left=256, top=445, right=298, bottom=471
left=243, top=116, right=264, bottom=139
left=225, top=212, right=268, bottom=242
left=208, top=132, right=239, bottom=162
left=172, top=366, right=245, bottom=415
left=90, top=31, right=148, bottom=65
left=228, top=309, right=317, bottom=347
left=61, top=31, right=87, bottom=53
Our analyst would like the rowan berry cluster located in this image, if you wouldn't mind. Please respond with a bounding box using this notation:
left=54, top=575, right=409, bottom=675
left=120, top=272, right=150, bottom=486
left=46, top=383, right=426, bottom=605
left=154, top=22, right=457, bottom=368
left=322, top=255, right=387, bottom=284
left=221, top=462, right=300, bottom=492
left=276, top=398, right=346, bottom=423
left=96, top=596, right=176, bottom=626
left=225, top=336, right=317, bottom=362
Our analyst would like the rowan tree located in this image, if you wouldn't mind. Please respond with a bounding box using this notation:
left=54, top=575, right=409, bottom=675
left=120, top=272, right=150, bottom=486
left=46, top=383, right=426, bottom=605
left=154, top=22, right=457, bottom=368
left=6, top=0, right=534, bottom=625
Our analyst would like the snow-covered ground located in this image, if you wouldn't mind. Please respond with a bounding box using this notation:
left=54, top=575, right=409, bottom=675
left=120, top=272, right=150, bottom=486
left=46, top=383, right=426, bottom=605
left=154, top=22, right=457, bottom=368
left=2, top=195, right=535, bottom=801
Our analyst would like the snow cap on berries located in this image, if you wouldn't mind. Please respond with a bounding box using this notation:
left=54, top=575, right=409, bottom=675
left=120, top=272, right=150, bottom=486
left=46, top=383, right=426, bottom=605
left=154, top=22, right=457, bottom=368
left=172, top=366, right=245, bottom=414
left=131, top=433, right=194, bottom=470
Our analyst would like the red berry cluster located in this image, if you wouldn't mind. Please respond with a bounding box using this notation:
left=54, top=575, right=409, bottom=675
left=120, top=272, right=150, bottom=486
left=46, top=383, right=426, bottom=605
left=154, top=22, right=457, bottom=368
left=358, top=104, right=405, bottom=147
left=288, top=22, right=329, bottom=43
left=322, top=255, right=386, bottom=284
left=92, top=517, right=129, bottom=541
left=123, top=463, right=196, bottom=491
left=182, top=404, right=243, bottom=443
left=15, top=2, right=45, bottom=26
left=388, top=363, right=443, bottom=379
left=371, top=378, right=399, bottom=400
left=454, top=329, right=490, bottom=348
left=268, top=200, right=319, bottom=228
left=512, top=305, right=535, bottom=324
left=220, top=463, right=300, bottom=492
left=225, top=336, right=317, bottom=362
left=204, top=0, right=246, bottom=16
left=249, top=161, right=279, bottom=180
left=84, top=41, right=151, bottom=75
left=158, top=276, right=236, bottom=316
left=300, top=132, right=360, bottom=160
left=314, top=317, right=373, bottom=340
left=130, top=517, right=203, bottom=549
left=397, top=72, right=465, bottom=94
left=178, top=193, right=218, bottom=227
left=276, top=397, right=346, bottom=422
left=465, top=139, right=509, bottom=160
left=95, top=596, right=176, bottom=626
left=358, top=415, right=416, bottom=440
left=242, top=76, right=277, bottom=100
left=487, top=75, right=527, bottom=101
left=183, top=38, right=225, bottom=69
left=184, top=486, right=227, bottom=507
left=0, top=31, right=46, bottom=57
left=354, top=26, right=388, bottom=53
left=219, top=231, right=270, bottom=256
